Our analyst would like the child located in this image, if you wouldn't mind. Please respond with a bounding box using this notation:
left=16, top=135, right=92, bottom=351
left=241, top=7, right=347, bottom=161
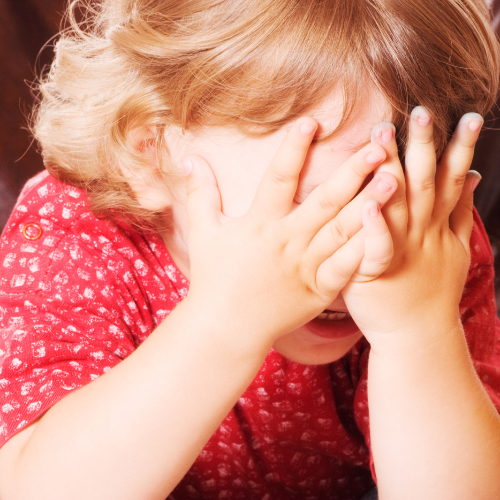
left=0, top=0, right=500, bottom=499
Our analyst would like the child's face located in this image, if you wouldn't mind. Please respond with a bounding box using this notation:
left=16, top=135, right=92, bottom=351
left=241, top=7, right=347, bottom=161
left=153, top=90, right=390, bottom=364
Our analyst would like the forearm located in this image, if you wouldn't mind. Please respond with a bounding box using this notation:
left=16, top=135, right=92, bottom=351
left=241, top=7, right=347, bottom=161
left=1, top=298, right=271, bottom=500
left=368, top=320, right=500, bottom=500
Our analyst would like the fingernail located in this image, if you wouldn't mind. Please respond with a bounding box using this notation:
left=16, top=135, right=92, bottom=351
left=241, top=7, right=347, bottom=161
left=366, top=151, right=384, bottom=164
left=412, top=107, right=431, bottom=127
left=367, top=200, right=379, bottom=217
left=468, top=170, right=482, bottom=192
left=371, top=122, right=395, bottom=144
left=468, top=120, right=483, bottom=133
left=381, top=127, right=394, bottom=143
left=376, top=178, right=393, bottom=193
left=182, top=158, right=193, bottom=175
left=299, top=119, right=316, bottom=136
left=417, top=114, right=431, bottom=127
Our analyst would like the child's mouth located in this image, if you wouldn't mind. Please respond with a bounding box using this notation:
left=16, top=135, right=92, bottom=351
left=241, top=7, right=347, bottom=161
left=316, top=310, right=351, bottom=321
left=305, top=310, right=359, bottom=339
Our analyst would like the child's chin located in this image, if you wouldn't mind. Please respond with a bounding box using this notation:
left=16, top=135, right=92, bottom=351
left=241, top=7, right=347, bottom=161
left=273, top=327, right=362, bottom=365
left=304, top=315, right=361, bottom=339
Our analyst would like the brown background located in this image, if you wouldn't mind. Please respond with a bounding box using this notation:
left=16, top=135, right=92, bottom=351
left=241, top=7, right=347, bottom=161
left=1, top=0, right=500, bottom=310
left=0, top=0, right=62, bottom=229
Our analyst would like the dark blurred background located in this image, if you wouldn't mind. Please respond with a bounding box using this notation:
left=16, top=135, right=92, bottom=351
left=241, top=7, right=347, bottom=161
left=0, top=0, right=62, bottom=228
left=1, top=0, right=500, bottom=314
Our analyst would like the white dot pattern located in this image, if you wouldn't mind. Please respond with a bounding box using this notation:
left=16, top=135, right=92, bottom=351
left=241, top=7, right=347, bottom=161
left=1, top=171, right=499, bottom=499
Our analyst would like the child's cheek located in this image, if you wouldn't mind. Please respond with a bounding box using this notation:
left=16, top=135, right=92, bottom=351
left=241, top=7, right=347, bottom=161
left=208, top=160, right=268, bottom=219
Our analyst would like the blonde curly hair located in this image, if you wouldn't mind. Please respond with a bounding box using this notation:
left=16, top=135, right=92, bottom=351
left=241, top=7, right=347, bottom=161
left=33, top=0, right=500, bottom=227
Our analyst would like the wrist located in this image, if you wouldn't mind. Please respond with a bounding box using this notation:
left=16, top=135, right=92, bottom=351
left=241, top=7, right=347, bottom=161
left=166, top=295, right=275, bottom=363
left=367, top=314, right=464, bottom=360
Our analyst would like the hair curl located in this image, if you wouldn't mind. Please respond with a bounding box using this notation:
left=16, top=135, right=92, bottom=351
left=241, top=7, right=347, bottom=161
left=33, top=0, right=500, bottom=227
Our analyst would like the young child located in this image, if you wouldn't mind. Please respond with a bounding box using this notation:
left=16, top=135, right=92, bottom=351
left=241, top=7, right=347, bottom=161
left=1, top=0, right=500, bottom=499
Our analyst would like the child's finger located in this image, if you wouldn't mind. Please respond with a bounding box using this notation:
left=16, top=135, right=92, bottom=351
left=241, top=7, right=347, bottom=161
left=294, top=142, right=387, bottom=237
left=404, top=107, right=437, bottom=232
left=372, top=122, right=400, bottom=166
left=249, top=117, right=317, bottom=222
left=307, top=172, right=397, bottom=266
left=315, top=230, right=365, bottom=297
left=354, top=200, right=393, bottom=280
left=433, top=113, right=483, bottom=224
left=314, top=199, right=392, bottom=295
left=184, top=155, right=222, bottom=230
left=371, top=122, right=408, bottom=247
left=449, top=170, right=481, bottom=250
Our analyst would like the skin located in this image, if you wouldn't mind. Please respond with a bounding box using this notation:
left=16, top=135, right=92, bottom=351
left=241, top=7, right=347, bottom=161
left=159, top=103, right=500, bottom=499
left=0, top=99, right=398, bottom=500
left=1, top=94, right=500, bottom=500
left=343, top=109, right=500, bottom=500
left=129, top=98, right=500, bottom=500
left=149, top=92, right=396, bottom=364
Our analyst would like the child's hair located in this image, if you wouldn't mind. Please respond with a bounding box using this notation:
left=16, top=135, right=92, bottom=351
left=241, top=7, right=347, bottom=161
left=33, top=0, right=500, bottom=227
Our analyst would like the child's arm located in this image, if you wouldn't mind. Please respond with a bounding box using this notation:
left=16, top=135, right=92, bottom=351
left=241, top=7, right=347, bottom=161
left=343, top=109, right=500, bottom=500
left=0, top=118, right=396, bottom=500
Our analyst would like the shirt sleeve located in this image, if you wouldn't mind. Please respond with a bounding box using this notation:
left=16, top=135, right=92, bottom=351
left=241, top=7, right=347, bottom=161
left=0, top=180, right=153, bottom=447
left=352, top=208, right=500, bottom=482
left=0, top=231, right=142, bottom=447
left=462, top=212, right=500, bottom=410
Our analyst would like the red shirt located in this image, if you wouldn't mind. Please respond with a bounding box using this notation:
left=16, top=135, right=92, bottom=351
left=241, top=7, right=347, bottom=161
left=1, top=171, right=499, bottom=500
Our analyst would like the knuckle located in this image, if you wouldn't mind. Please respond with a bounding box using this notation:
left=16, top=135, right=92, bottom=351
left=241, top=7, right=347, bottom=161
left=317, top=193, right=341, bottom=216
left=349, top=164, right=369, bottom=182
left=388, top=196, right=408, bottom=216
left=186, top=180, right=202, bottom=198
left=443, top=144, right=474, bottom=167
left=329, top=219, right=349, bottom=247
left=412, top=135, right=435, bottom=147
left=361, top=251, right=392, bottom=279
left=451, top=133, right=477, bottom=151
left=454, top=198, right=473, bottom=217
left=418, top=177, right=436, bottom=192
left=364, top=238, right=393, bottom=275
left=372, top=254, right=393, bottom=270
left=288, top=139, right=310, bottom=154
left=269, top=170, right=296, bottom=187
left=327, top=260, right=351, bottom=283
left=446, top=171, right=467, bottom=189
left=449, top=147, right=473, bottom=162
left=362, top=263, right=388, bottom=279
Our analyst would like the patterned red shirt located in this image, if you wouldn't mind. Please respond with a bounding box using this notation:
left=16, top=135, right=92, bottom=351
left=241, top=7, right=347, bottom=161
left=1, top=171, right=499, bottom=500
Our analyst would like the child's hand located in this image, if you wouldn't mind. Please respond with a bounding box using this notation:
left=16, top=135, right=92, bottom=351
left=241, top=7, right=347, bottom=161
left=182, top=117, right=398, bottom=345
left=342, top=108, right=483, bottom=344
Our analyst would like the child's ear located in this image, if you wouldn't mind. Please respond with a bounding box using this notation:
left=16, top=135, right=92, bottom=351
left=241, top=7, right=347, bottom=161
left=127, top=125, right=158, bottom=165
left=123, top=125, right=178, bottom=211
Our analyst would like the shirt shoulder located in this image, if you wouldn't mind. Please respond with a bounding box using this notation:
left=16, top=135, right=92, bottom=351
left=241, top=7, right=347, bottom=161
left=0, top=172, right=97, bottom=293
left=0, top=172, right=188, bottom=447
left=0, top=171, right=188, bottom=324
left=468, top=208, right=494, bottom=270
left=461, top=208, right=496, bottom=333
left=7, top=170, right=92, bottom=231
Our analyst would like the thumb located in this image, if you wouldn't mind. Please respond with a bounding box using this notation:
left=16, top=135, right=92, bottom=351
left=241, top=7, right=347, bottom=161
left=183, top=155, right=222, bottom=230
left=449, top=170, right=481, bottom=250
